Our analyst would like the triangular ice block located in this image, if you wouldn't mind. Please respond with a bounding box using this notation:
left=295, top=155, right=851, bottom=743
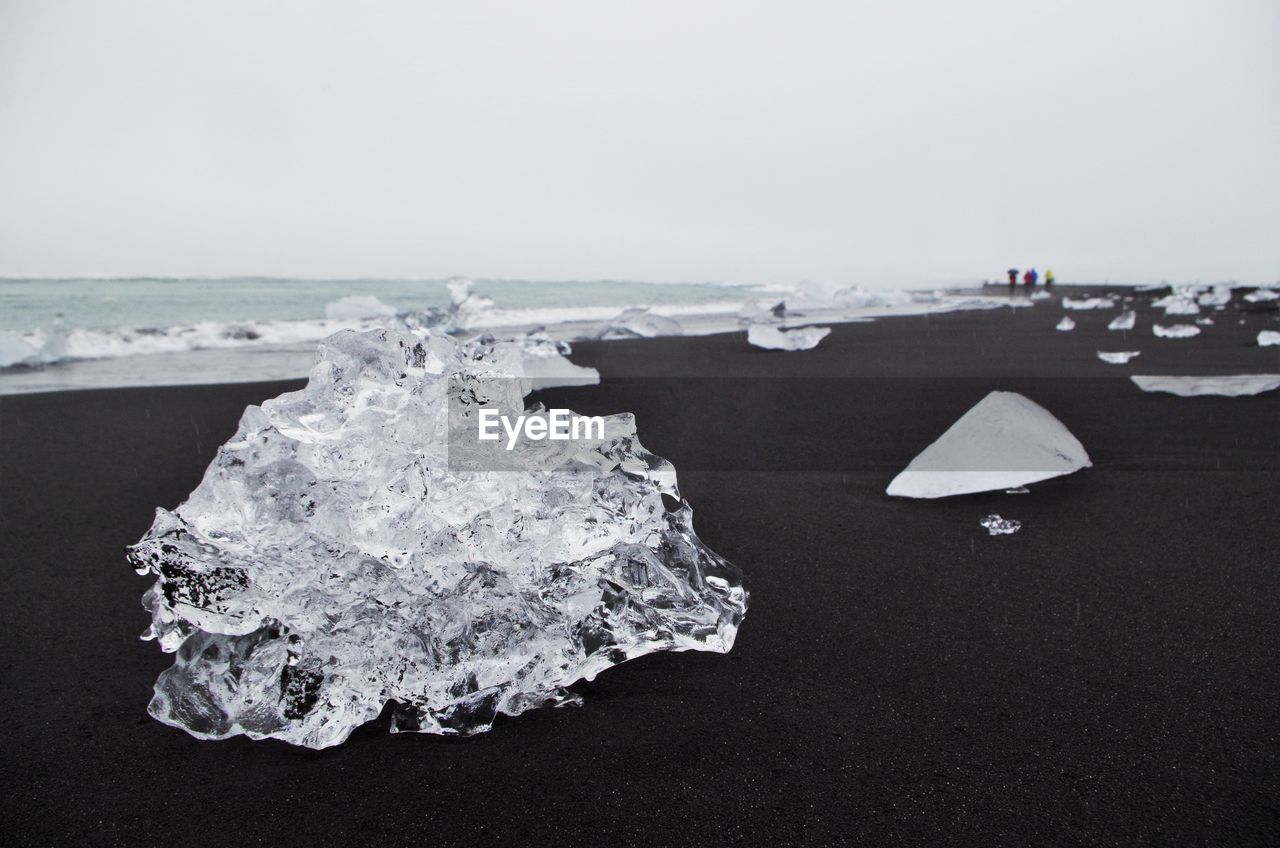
left=886, top=391, right=1091, bottom=498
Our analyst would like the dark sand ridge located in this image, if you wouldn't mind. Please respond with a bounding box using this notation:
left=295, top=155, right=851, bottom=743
left=1, top=288, right=1277, bottom=845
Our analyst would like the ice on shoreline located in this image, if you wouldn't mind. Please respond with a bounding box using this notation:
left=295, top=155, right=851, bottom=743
left=886, top=391, right=1091, bottom=499
left=126, top=328, right=747, bottom=748
left=980, top=515, right=1022, bottom=536
left=1097, top=351, right=1141, bottom=364
left=1153, top=324, right=1200, bottom=339
left=1131, top=374, right=1280, bottom=397
left=595, top=307, right=684, bottom=339
left=1056, top=316, right=1076, bottom=331
left=1108, top=310, right=1136, bottom=331
left=1062, top=297, right=1115, bottom=310
left=747, top=323, right=831, bottom=351
left=1258, top=330, right=1280, bottom=347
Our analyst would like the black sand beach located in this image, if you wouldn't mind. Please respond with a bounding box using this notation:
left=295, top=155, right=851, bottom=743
left=2, top=289, right=1277, bottom=846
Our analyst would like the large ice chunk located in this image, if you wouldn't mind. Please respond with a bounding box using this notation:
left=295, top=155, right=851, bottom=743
left=126, top=328, right=746, bottom=748
left=1131, top=374, right=1280, bottom=397
left=747, top=323, right=831, bottom=351
left=886, top=391, right=1091, bottom=498
left=1258, top=330, right=1280, bottom=347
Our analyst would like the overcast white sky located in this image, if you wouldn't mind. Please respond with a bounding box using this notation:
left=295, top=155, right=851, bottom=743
left=1, top=0, right=1276, bottom=285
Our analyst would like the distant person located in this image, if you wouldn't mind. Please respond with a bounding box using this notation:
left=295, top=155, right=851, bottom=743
left=1029, top=268, right=1039, bottom=286
left=1045, top=269, right=1055, bottom=286
left=1008, top=268, right=1019, bottom=287
left=1023, top=269, right=1033, bottom=286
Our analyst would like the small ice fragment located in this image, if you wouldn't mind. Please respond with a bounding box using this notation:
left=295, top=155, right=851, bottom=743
left=1062, top=297, right=1114, bottom=310
left=1244, top=288, right=1278, bottom=303
left=1258, top=330, right=1280, bottom=347
left=596, top=308, right=683, bottom=340
left=1030, top=290, right=1052, bottom=301
left=886, top=391, right=1091, bottom=499
left=980, top=515, right=1022, bottom=536
left=1131, top=374, right=1280, bottom=397
left=1153, top=324, right=1200, bottom=339
left=1108, top=310, right=1136, bottom=331
left=1195, top=317, right=1214, bottom=326
left=324, top=295, right=397, bottom=320
left=1097, top=351, right=1141, bottom=364
left=1004, top=486, right=1030, bottom=494
left=1056, top=316, right=1076, bottom=331
left=747, top=323, right=831, bottom=351
left=1156, top=297, right=1200, bottom=316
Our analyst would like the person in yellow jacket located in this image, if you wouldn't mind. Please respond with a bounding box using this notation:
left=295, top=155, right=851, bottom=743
left=1044, top=268, right=1055, bottom=286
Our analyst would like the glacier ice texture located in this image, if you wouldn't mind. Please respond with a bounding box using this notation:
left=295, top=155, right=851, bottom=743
left=126, top=328, right=746, bottom=748
left=747, top=323, right=831, bottom=351
left=1097, top=351, right=1141, bottom=364
left=1131, top=374, right=1280, bottom=397
left=1153, top=324, right=1200, bottom=339
left=1055, top=316, right=1076, bottom=332
left=886, top=391, right=1091, bottom=499
left=980, top=515, right=1022, bottom=536
left=1107, top=310, right=1137, bottom=331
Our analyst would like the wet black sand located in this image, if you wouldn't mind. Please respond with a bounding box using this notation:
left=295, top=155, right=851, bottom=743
left=2, top=288, right=1277, bottom=845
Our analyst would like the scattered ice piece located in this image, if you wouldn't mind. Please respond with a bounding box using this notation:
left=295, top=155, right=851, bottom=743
left=1030, top=290, right=1052, bottom=301
left=886, top=391, right=1092, bottom=499
left=1131, top=374, right=1280, bottom=397
left=1154, top=294, right=1200, bottom=315
left=1197, top=285, right=1232, bottom=307
left=596, top=308, right=683, bottom=340
left=1244, top=288, right=1278, bottom=303
left=1062, top=297, right=1114, bottom=310
left=980, top=515, right=1022, bottom=536
left=1055, top=316, right=1076, bottom=331
left=1153, top=324, right=1200, bottom=339
left=1097, top=351, right=1141, bottom=364
left=1258, top=330, right=1280, bottom=347
left=747, top=323, right=831, bottom=351
left=1004, top=486, right=1030, bottom=494
left=1195, top=317, right=1214, bottom=326
left=1108, top=310, right=1136, bottom=331
left=508, top=329, right=600, bottom=390
left=126, top=328, right=746, bottom=748
left=738, top=300, right=787, bottom=324
left=324, top=295, right=397, bottom=320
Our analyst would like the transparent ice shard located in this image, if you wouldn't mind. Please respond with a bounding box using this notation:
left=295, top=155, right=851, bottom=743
left=1153, top=324, right=1200, bottom=339
left=1097, top=351, right=1141, bottom=364
left=1131, top=374, right=1280, bottom=397
left=886, top=391, right=1091, bottom=499
left=126, top=328, right=746, bottom=748
left=1107, top=310, right=1136, bottom=331
left=500, top=329, right=600, bottom=391
left=747, top=323, right=831, bottom=351
left=1055, top=316, right=1076, bottom=331
left=596, top=308, right=683, bottom=340
left=980, top=515, right=1022, bottom=536
left=1258, top=330, right=1280, bottom=347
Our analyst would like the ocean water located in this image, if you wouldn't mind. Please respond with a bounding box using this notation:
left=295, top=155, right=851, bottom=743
left=0, top=276, right=1032, bottom=394
left=0, top=277, right=754, bottom=333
